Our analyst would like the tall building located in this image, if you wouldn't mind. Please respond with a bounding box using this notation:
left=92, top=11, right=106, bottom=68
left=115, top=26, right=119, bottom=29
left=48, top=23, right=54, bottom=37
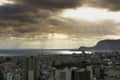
left=72, top=70, right=91, bottom=80
left=13, top=73, right=21, bottom=80
left=6, top=72, right=13, bottom=80
left=54, top=67, right=71, bottom=80
left=23, top=56, right=39, bottom=80
left=3, top=58, right=16, bottom=80
left=53, top=65, right=93, bottom=80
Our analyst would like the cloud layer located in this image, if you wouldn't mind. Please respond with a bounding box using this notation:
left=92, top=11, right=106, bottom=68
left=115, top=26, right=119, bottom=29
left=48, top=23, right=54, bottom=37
left=0, top=0, right=120, bottom=48
left=0, top=0, right=120, bottom=34
left=86, top=0, right=120, bottom=11
left=14, top=0, right=84, bottom=9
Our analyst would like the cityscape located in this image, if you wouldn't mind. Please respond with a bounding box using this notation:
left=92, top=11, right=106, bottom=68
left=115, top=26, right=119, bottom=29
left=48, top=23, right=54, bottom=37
left=0, top=50, right=120, bottom=80
left=0, top=0, right=120, bottom=80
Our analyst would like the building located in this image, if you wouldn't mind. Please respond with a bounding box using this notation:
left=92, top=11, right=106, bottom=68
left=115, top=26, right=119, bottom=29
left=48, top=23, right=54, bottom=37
left=52, top=63, right=94, bottom=80
left=54, top=67, right=71, bottom=80
left=72, top=70, right=91, bottom=80
left=13, top=74, right=21, bottom=80
left=23, top=56, right=39, bottom=80
left=3, top=58, right=16, bottom=80
left=6, top=72, right=13, bottom=80
left=93, top=66, right=101, bottom=79
left=72, top=66, right=93, bottom=80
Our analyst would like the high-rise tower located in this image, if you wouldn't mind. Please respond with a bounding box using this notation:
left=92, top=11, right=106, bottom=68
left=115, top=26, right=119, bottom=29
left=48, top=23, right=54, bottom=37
left=23, top=56, right=38, bottom=80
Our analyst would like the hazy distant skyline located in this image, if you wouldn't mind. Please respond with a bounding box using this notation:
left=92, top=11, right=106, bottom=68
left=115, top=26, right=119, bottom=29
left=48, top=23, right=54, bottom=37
left=0, top=0, right=120, bottom=49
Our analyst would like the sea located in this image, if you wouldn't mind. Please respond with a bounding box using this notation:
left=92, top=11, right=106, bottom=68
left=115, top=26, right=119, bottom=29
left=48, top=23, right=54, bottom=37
left=0, top=49, right=82, bottom=56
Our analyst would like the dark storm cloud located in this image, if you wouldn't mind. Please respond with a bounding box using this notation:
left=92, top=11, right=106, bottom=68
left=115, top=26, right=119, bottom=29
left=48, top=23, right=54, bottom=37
left=0, top=0, right=120, bottom=39
left=86, top=0, right=120, bottom=11
left=0, top=4, right=28, bottom=13
left=0, top=4, right=52, bottom=27
left=0, top=0, right=85, bottom=37
left=14, top=0, right=84, bottom=9
left=0, top=4, right=37, bottom=27
left=0, top=4, right=53, bottom=37
left=12, top=0, right=120, bottom=11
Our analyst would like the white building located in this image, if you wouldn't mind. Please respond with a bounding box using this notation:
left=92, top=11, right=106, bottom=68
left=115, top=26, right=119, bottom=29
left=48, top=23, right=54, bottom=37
left=7, top=72, right=13, bottom=80
left=54, top=67, right=71, bottom=80
left=28, top=70, right=34, bottom=80
left=13, top=74, right=20, bottom=80
left=3, top=62, right=16, bottom=80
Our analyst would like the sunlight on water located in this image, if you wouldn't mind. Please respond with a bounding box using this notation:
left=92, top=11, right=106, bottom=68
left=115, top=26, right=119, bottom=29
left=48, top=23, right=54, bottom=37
left=59, top=51, right=82, bottom=54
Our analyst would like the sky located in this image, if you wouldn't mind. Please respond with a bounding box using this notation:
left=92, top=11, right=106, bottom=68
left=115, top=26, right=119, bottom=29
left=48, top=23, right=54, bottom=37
left=0, top=0, right=120, bottom=49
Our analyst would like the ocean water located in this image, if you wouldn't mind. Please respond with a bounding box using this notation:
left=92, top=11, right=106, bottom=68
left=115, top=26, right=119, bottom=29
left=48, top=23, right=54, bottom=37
left=0, top=49, right=82, bottom=56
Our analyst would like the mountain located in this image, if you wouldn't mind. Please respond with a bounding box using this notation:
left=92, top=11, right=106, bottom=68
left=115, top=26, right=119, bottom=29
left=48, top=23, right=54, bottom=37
left=79, top=39, right=120, bottom=51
